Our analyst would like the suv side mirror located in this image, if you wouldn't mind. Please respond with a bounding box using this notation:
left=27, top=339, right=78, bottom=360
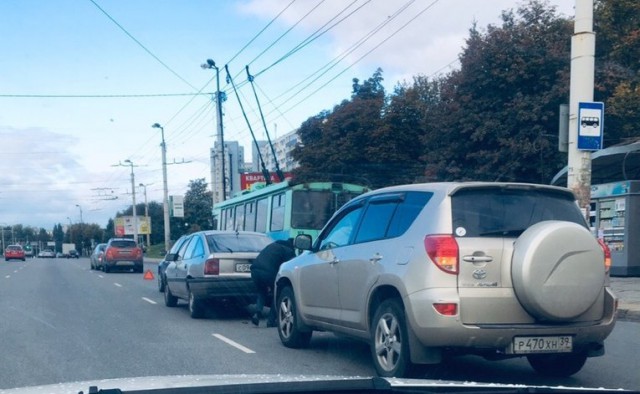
left=294, top=234, right=313, bottom=251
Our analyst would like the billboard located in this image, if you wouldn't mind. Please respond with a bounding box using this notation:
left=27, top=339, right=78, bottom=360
left=114, top=216, right=151, bottom=236
left=240, top=172, right=292, bottom=190
left=170, top=195, right=184, bottom=218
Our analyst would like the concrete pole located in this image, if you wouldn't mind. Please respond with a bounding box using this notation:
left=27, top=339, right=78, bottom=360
left=567, top=0, right=595, bottom=209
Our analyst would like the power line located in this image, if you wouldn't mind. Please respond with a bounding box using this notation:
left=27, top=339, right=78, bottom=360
left=246, top=0, right=327, bottom=68
left=0, top=92, right=211, bottom=98
left=255, top=0, right=369, bottom=78
left=88, top=0, right=199, bottom=91
left=226, top=0, right=297, bottom=65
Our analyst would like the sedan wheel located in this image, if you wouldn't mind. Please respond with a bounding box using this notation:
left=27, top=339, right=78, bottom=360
left=276, top=286, right=312, bottom=348
left=371, top=299, right=412, bottom=377
left=164, top=283, right=178, bottom=307
left=188, top=289, right=205, bottom=319
left=158, top=274, right=165, bottom=293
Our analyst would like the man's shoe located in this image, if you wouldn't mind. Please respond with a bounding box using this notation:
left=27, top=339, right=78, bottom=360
left=251, top=313, right=260, bottom=326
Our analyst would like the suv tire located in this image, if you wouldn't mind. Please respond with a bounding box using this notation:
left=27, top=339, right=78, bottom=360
left=512, top=221, right=604, bottom=321
left=527, top=352, right=588, bottom=377
left=370, top=299, right=413, bottom=377
left=277, top=286, right=312, bottom=348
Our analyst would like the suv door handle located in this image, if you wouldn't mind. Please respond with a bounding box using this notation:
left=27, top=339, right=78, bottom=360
left=462, top=255, right=493, bottom=263
left=369, top=253, right=383, bottom=264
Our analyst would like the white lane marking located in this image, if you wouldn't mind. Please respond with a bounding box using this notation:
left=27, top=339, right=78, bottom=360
left=114, top=283, right=123, bottom=287
left=142, top=297, right=157, bottom=305
left=212, top=333, right=256, bottom=354
left=98, top=275, right=104, bottom=278
left=13, top=270, right=18, bottom=273
left=5, top=275, right=10, bottom=279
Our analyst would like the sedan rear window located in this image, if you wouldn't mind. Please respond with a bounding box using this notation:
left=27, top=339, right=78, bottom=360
left=7, top=245, right=22, bottom=251
left=206, top=233, right=272, bottom=253
left=452, top=188, right=587, bottom=238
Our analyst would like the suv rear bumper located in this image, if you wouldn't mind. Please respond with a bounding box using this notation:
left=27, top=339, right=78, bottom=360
left=404, top=287, right=617, bottom=352
left=104, top=260, right=143, bottom=269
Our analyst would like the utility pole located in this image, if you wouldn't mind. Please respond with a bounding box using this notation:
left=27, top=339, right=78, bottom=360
left=201, top=59, right=226, bottom=203
left=76, top=204, right=83, bottom=224
left=139, top=183, right=152, bottom=250
left=113, top=160, right=139, bottom=245
left=152, top=123, right=171, bottom=253
left=567, top=0, right=595, bottom=209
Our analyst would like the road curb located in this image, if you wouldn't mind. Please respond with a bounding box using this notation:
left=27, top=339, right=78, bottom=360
left=617, top=305, right=640, bottom=322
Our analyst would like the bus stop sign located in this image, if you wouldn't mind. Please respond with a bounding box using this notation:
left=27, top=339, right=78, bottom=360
left=578, top=101, right=604, bottom=151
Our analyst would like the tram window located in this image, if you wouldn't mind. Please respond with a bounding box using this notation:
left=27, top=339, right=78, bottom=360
left=245, top=201, right=256, bottom=231
left=271, top=193, right=285, bottom=231
left=256, top=198, right=268, bottom=233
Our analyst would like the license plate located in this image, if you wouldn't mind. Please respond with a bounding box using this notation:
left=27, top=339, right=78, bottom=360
left=513, top=336, right=572, bottom=354
left=235, top=263, right=252, bottom=272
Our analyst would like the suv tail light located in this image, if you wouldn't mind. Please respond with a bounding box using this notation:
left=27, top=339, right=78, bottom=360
left=105, top=247, right=115, bottom=260
left=424, top=235, right=459, bottom=274
left=597, top=239, right=611, bottom=273
left=204, top=258, right=220, bottom=275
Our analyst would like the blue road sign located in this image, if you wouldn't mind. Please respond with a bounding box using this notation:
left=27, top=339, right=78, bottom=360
left=578, top=101, right=604, bottom=151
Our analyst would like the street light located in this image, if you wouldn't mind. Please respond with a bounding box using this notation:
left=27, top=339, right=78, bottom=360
left=124, top=159, right=139, bottom=246
left=139, top=182, right=152, bottom=250
left=152, top=123, right=171, bottom=253
left=75, top=204, right=83, bottom=224
left=201, top=58, right=226, bottom=202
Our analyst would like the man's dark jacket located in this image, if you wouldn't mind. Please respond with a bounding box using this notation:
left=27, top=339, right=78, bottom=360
left=250, top=239, right=295, bottom=283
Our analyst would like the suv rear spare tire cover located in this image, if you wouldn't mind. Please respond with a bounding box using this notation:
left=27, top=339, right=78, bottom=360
left=512, top=221, right=604, bottom=321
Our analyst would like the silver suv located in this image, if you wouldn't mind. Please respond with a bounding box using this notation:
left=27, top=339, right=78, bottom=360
left=274, top=182, right=616, bottom=378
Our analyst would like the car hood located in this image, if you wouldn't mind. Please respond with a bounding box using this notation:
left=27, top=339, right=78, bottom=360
left=0, top=374, right=625, bottom=393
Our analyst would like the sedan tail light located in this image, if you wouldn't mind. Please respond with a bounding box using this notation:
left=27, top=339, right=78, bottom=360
left=424, top=235, right=459, bottom=274
left=204, top=258, right=220, bottom=275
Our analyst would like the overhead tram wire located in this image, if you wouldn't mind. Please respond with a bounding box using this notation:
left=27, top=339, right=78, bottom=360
left=254, top=0, right=370, bottom=78
left=214, top=0, right=370, bottom=135
left=224, top=65, right=272, bottom=185
left=282, top=0, right=441, bottom=116
left=229, top=0, right=327, bottom=84
left=246, top=66, right=284, bottom=182
left=258, top=0, right=420, bottom=118
left=226, top=0, right=297, bottom=65
left=88, top=0, right=198, bottom=91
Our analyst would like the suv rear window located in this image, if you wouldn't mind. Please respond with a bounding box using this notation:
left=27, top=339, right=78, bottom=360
left=452, top=188, right=586, bottom=238
left=109, top=240, right=137, bottom=248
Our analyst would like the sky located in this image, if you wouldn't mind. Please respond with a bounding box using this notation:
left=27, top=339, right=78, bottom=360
left=0, top=0, right=576, bottom=230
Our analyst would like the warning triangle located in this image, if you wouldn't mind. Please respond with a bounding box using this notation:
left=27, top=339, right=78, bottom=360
left=143, top=269, right=155, bottom=280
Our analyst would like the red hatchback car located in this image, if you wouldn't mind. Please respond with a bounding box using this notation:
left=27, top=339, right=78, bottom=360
left=5, top=245, right=26, bottom=261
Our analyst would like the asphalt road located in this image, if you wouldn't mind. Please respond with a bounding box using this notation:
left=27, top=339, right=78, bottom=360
left=1, top=257, right=638, bottom=391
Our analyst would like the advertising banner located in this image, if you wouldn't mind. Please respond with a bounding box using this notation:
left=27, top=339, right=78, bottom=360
left=114, top=216, right=151, bottom=236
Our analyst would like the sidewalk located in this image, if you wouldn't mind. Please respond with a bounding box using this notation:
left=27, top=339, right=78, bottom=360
left=611, top=276, right=640, bottom=322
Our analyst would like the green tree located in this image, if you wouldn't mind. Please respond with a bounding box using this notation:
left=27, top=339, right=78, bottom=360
left=293, top=69, right=389, bottom=188
left=594, top=0, right=640, bottom=143
left=52, top=223, right=64, bottom=252
left=184, top=178, right=213, bottom=232
left=423, top=1, right=572, bottom=183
